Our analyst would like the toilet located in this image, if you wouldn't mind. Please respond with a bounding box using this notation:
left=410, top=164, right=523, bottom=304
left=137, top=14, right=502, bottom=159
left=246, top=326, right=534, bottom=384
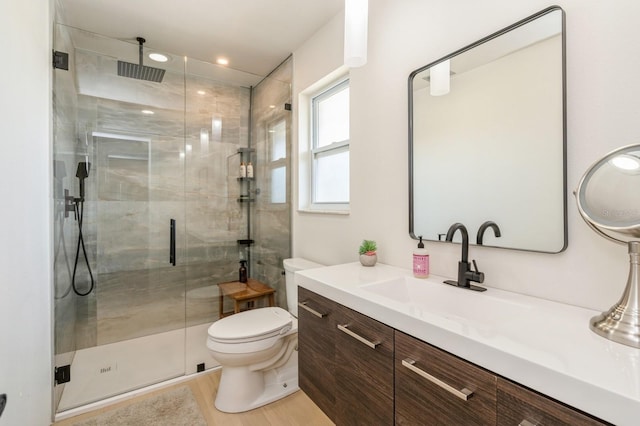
left=206, top=257, right=323, bottom=413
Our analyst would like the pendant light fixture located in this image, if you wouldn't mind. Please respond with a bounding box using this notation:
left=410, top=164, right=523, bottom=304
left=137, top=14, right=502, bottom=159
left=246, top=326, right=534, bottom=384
left=344, top=0, right=368, bottom=68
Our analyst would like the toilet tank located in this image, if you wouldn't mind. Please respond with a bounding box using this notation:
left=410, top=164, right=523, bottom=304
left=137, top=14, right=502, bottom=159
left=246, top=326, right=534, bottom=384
left=283, top=258, right=324, bottom=317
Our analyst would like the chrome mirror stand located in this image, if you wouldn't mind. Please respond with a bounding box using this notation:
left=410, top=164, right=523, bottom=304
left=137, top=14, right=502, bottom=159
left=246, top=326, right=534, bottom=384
left=590, top=241, right=640, bottom=348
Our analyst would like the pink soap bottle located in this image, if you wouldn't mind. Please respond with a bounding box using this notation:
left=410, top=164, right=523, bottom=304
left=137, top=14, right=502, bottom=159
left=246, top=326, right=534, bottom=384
left=413, top=236, right=429, bottom=278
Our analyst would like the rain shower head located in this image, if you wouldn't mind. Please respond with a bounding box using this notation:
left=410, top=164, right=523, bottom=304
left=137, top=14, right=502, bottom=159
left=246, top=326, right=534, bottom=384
left=117, top=37, right=165, bottom=83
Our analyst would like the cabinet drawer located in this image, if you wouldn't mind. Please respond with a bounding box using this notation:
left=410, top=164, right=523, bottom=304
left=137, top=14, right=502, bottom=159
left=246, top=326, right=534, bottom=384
left=298, top=287, right=337, bottom=421
left=335, top=304, right=394, bottom=425
left=395, top=331, right=497, bottom=425
left=497, top=378, right=608, bottom=426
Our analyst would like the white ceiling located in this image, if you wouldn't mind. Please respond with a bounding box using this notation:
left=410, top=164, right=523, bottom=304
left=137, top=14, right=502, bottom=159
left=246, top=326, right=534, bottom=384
left=58, top=0, right=344, bottom=77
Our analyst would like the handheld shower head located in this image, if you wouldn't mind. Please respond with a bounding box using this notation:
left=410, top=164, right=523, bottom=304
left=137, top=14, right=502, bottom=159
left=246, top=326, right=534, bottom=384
left=76, top=162, right=90, bottom=201
left=76, top=162, right=90, bottom=179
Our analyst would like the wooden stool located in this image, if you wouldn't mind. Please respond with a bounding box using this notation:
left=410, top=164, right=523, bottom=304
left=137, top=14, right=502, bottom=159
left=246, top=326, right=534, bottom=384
left=217, top=278, right=276, bottom=318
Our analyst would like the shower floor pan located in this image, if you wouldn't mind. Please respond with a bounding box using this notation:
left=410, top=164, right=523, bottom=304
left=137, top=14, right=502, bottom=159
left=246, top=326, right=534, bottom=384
left=56, top=322, right=218, bottom=414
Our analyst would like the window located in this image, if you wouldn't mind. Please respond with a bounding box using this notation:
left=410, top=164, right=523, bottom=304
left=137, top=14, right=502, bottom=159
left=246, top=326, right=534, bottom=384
left=311, top=79, right=350, bottom=206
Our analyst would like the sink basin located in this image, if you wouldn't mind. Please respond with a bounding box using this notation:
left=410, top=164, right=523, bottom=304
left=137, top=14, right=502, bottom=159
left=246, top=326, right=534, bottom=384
left=360, top=276, right=531, bottom=327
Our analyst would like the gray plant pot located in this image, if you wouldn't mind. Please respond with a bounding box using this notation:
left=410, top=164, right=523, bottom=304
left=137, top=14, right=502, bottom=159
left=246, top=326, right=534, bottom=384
left=359, top=253, right=377, bottom=267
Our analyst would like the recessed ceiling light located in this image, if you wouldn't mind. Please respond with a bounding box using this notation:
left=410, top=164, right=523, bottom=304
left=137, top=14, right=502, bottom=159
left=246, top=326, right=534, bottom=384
left=197, top=90, right=206, bottom=95
left=269, top=105, right=276, bottom=109
left=217, top=58, right=229, bottom=66
left=148, top=53, right=169, bottom=63
left=141, top=110, right=154, bottom=115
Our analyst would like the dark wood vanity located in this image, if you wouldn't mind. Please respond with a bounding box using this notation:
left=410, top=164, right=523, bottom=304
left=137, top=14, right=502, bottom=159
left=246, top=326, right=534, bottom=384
left=298, top=287, right=608, bottom=425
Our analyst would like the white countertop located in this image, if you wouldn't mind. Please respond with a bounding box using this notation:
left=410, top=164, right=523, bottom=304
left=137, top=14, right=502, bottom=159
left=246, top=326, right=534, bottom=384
left=296, top=262, right=640, bottom=425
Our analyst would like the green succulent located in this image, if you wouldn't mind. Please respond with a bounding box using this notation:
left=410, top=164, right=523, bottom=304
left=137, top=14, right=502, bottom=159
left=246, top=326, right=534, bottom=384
left=359, top=240, right=377, bottom=255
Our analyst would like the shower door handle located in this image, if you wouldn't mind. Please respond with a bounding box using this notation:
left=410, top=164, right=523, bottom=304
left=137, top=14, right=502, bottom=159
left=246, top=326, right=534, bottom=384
left=170, top=219, right=176, bottom=266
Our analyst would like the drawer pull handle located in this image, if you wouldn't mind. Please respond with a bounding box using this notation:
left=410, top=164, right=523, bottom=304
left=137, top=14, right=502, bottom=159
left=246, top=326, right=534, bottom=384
left=402, top=358, right=474, bottom=401
left=337, top=324, right=381, bottom=349
left=519, top=421, right=538, bottom=426
left=298, top=301, right=326, bottom=318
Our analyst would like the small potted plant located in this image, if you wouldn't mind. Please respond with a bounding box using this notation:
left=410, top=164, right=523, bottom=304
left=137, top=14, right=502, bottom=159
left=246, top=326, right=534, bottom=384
left=359, top=240, right=377, bottom=267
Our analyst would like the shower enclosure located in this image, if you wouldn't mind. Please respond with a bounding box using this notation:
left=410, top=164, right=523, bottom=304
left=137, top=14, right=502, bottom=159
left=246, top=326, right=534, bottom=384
left=53, top=23, right=292, bottom=414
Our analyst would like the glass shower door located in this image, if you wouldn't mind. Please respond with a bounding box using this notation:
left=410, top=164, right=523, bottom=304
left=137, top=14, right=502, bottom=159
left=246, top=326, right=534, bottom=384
left=182, top=57, right=255, bottom=373
left=53, top=23, right=265, bottom=414
left=53, top=25, right=188, bottom=412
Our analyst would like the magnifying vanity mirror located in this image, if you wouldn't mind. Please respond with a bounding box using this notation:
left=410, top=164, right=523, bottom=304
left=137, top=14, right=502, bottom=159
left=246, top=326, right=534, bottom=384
left=409, top=6, right=567, bottom=253
left=577, top=144, right=640, bottom=348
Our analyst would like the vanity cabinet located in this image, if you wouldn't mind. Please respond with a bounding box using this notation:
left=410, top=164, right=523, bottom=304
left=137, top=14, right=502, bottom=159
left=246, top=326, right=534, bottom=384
left=497, top=377, right=607, bottom=426
left=334, top=304, right=394, bottom=425
left=299, top=290, right=609, bottom=425
left=297, top=287, right=337, bottom=421
left=298, top=288, right=394, bottom=424
left=395, top=330, right=497, bottom=425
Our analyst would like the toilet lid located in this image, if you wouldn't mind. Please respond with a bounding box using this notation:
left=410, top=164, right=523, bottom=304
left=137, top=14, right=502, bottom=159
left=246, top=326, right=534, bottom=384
left=207, top=307, right=293, bottom=343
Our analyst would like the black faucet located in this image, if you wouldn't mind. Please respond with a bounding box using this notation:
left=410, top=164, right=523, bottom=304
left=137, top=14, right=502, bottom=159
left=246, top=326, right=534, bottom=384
left=444, top=223, right=486, bottom=292
left=476, top=221, right=501, bottom=245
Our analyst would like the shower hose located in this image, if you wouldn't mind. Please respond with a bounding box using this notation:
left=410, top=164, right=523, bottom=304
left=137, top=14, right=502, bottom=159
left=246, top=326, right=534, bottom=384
left=71, top=199, right=94, bottom=296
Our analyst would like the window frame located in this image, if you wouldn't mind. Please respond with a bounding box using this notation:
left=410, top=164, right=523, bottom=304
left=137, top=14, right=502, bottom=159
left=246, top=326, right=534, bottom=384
left=310, top=78, right=350, bottom=208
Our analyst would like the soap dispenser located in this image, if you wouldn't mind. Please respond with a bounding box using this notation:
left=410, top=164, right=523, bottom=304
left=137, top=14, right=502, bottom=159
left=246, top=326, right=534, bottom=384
left=413, top=236, right=429, bottom=278
left=239, top=260, right=248, bottom=283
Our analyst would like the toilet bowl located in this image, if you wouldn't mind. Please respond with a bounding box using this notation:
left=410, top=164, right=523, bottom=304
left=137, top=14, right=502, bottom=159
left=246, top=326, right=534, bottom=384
left=206, top=258, right=323, bottom=413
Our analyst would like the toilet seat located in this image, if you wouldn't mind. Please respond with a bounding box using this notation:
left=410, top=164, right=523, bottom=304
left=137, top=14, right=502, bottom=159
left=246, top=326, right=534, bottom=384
left=207, top=307, right=293, bottom=354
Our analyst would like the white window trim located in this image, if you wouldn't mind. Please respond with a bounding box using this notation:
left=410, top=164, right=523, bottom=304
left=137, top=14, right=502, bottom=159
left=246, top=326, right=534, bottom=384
left=298, top=75, right=350, bottom=213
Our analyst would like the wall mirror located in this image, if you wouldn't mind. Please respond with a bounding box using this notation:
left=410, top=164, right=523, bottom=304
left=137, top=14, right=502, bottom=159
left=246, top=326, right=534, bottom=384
left=409, top=6, right=567, bottom=253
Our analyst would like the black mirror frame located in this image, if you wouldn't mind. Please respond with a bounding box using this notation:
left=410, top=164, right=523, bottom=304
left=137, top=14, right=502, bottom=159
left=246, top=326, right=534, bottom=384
left=408, top=5, right=568, bottom=254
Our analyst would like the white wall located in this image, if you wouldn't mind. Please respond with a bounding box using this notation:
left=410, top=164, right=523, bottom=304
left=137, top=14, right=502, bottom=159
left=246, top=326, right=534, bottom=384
left=0, top=1, right=53, bottom=425
left=293, top=0, right=640, bottom=312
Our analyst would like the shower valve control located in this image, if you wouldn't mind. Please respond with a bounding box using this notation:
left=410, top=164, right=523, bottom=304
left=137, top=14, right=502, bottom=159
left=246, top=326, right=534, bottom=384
left=64, top=189, right=77, bottom=219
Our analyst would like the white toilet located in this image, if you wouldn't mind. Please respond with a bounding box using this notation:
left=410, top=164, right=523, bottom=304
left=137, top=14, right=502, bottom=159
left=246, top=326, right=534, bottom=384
left=206, top=257, right=323, bottom=413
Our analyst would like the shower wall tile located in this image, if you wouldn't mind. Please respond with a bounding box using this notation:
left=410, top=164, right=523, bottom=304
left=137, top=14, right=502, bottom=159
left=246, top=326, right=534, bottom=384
left=185, top=258, right=238, bottom=327
left=184, top=137, right=241, bottom=200
left=186, top=201, right=244, bottom=251
left=76, top=50, right=185, bottom=113
left=185, top=74, right=249, bottom=146
left=74, top=294, right=97, bottom=350
left=95, top=265, right=187, bottom=345
left=96, top=100, right=185, bottom=139
left=96, top=200, right=188, bottom=274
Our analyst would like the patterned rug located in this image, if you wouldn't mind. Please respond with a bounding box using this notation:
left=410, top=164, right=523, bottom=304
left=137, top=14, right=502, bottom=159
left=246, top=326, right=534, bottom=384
left=73, top=386, right=207, bottom=426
